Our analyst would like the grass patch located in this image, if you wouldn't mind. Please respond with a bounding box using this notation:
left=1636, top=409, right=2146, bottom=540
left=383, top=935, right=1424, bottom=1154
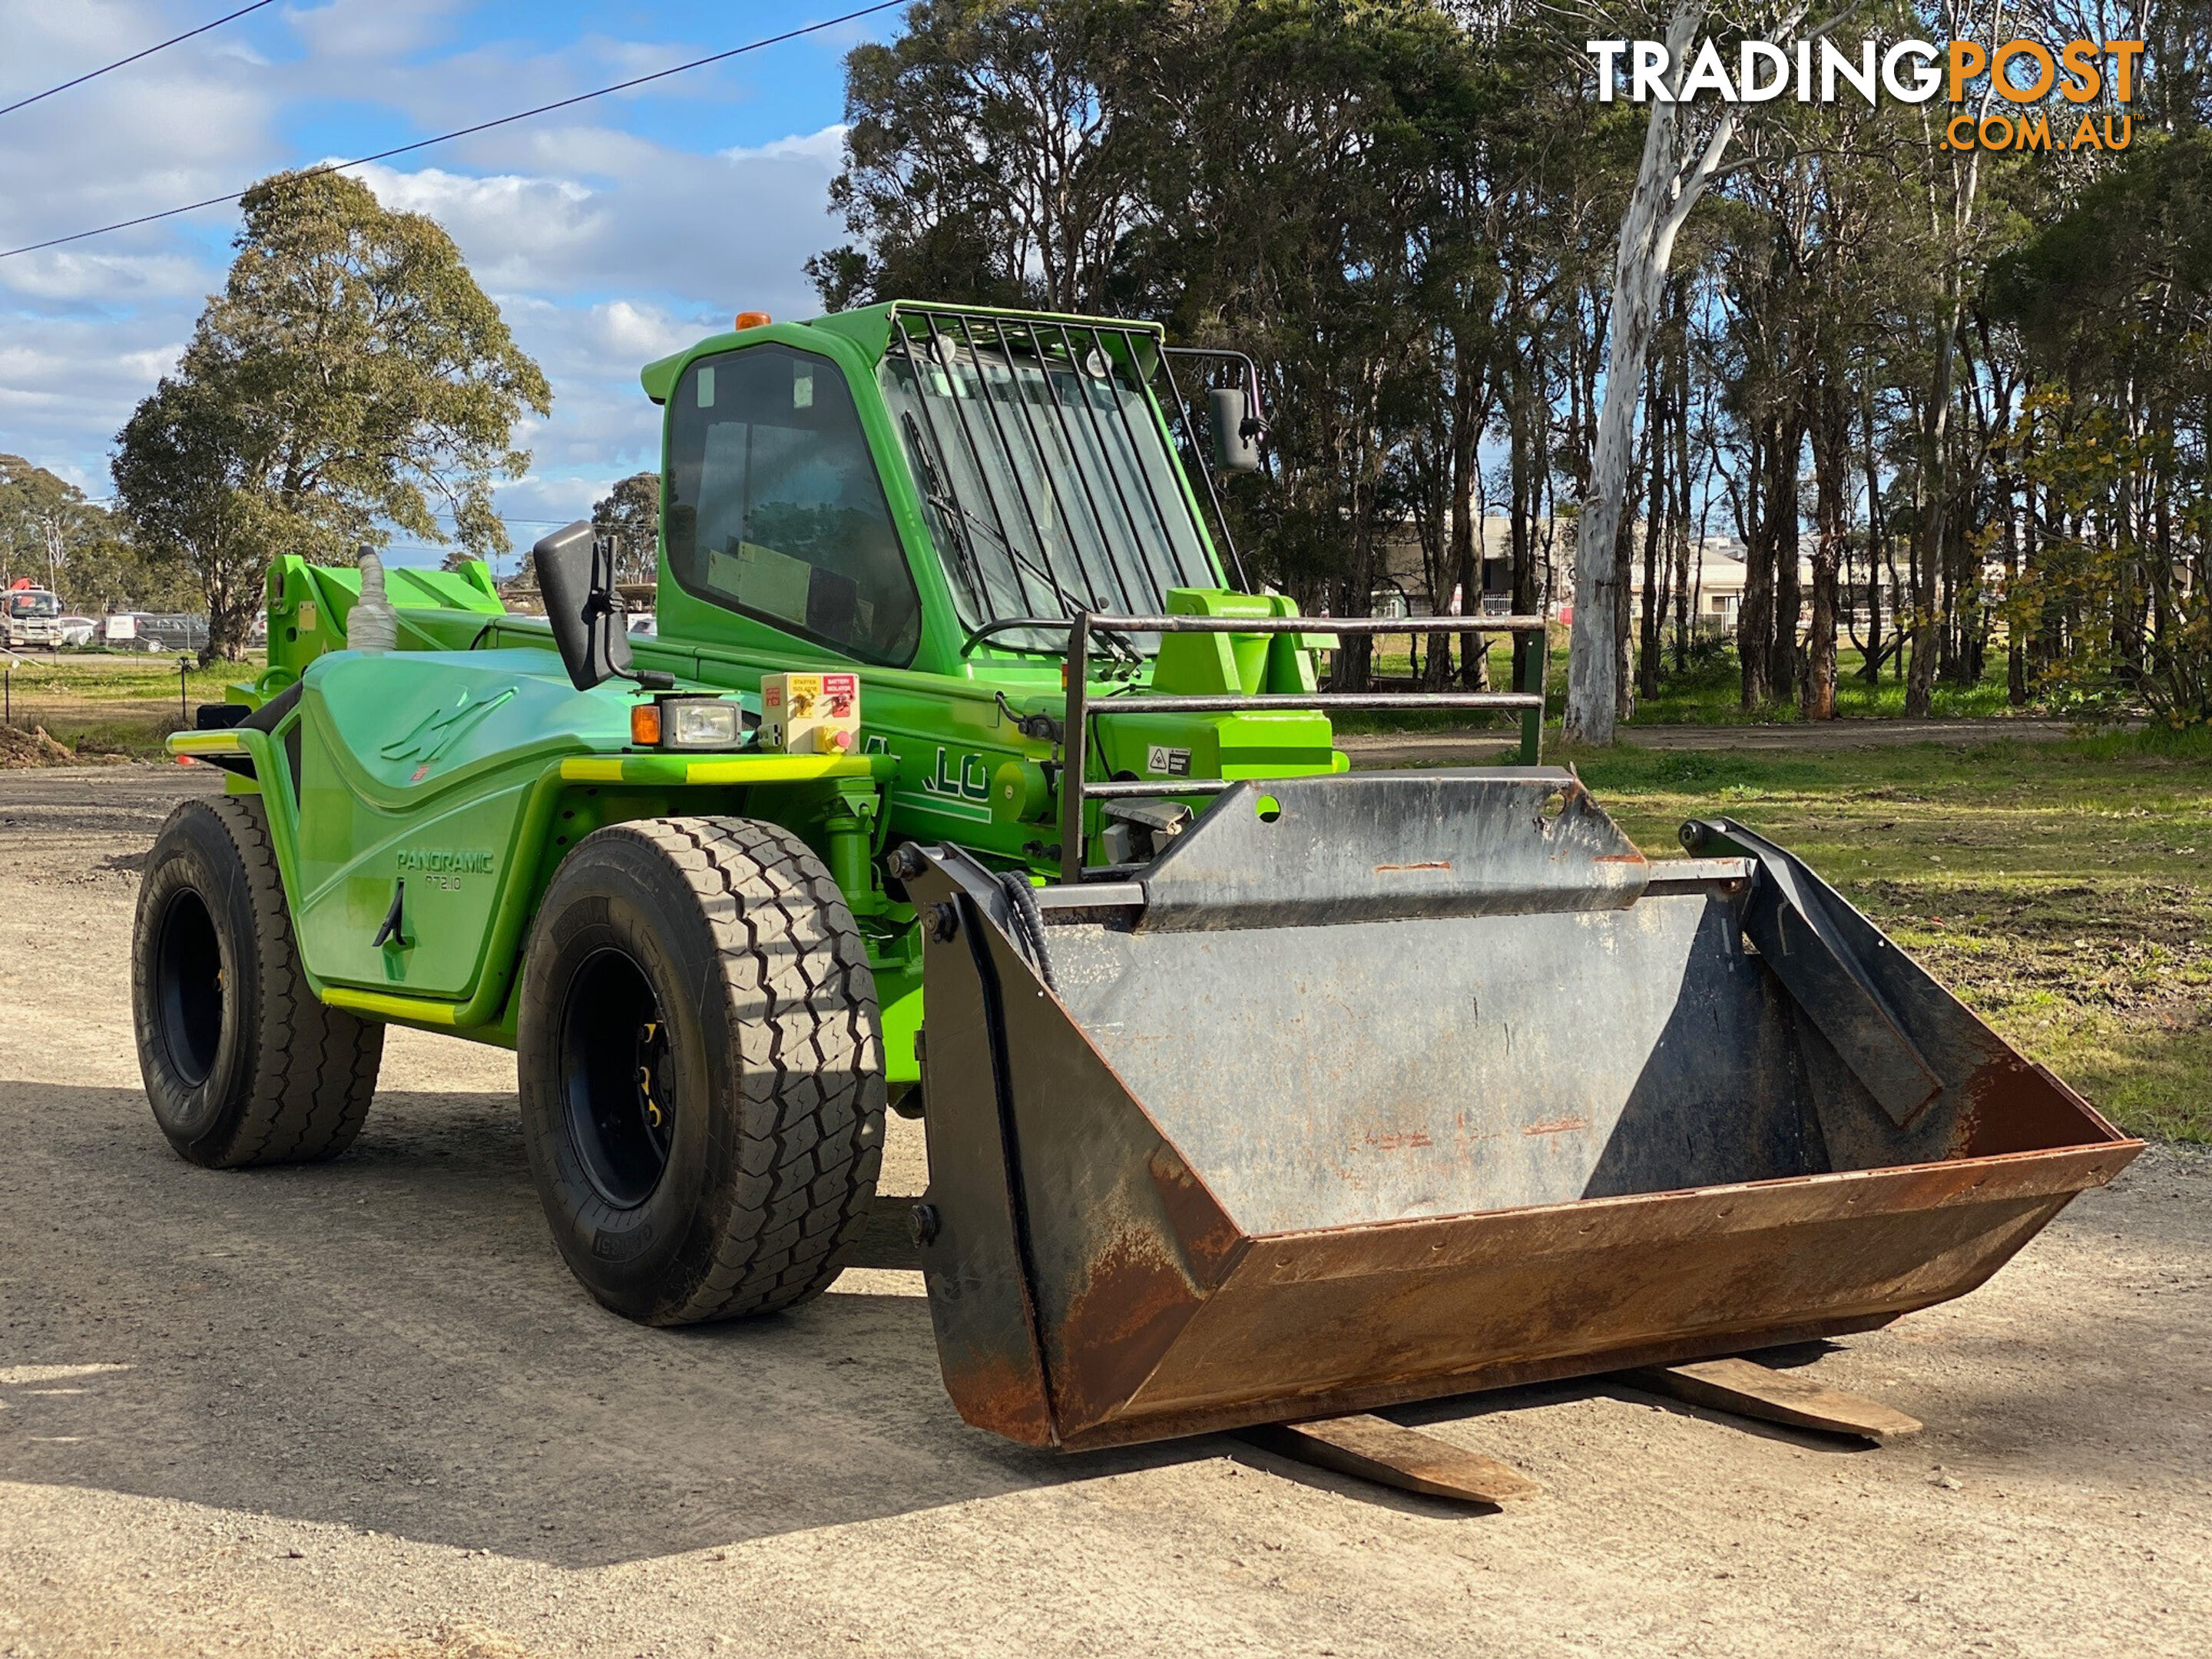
left=1330, top=707, right=1518, bottom=736
left=1624, top=643, right=2018, bottom=724
left=2, top=654, right=260, bottom=758
left=1349, top=634, right=2041, bottom=730
left=1559, top=730, right=2212, bottom=1143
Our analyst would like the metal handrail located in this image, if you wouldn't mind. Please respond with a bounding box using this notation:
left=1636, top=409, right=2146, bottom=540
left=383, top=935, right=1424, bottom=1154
left=965, top=609, right=1548, bottom=656
left=1055, top=610, right=1551, bottom=883
left=1094, top=692, right=1536, bottom=712
left=1063, top=613, right=1548, bottom=634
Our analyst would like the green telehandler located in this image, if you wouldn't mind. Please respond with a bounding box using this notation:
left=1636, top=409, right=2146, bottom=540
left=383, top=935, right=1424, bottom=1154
left=134, top=302, right=2137, bottom=1456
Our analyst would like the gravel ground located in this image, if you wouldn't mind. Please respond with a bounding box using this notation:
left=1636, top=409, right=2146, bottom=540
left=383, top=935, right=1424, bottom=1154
left=1, top=765, right=2206, bottom=1659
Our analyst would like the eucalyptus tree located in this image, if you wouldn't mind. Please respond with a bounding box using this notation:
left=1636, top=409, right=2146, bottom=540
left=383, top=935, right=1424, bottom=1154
left=809, top=0, right=1151, bottom=312
left=1988, top=125, right=2212, bottom=721
left=113, top=171, right=548, bottom=660
left=1563, top=1, right=1830, bottom=743
left=592, top=472, right=663, bottom=587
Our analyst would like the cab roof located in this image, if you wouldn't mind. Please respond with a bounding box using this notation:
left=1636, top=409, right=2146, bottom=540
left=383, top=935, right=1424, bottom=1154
left=637, top=300, right=1165, bottom=406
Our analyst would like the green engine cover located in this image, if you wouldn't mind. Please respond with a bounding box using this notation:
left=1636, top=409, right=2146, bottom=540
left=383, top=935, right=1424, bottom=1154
left=291, top=648, right=629, bottom=999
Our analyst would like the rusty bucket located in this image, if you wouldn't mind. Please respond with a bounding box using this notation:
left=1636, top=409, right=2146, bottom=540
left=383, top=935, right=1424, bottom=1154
left=901, top=770, right=2137, bottom=1452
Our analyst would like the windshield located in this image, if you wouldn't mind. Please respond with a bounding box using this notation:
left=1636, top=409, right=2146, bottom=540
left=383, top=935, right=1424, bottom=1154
left=879, top=310, right=1217, bottom=651
left=8, top=591, right=58, bottom=618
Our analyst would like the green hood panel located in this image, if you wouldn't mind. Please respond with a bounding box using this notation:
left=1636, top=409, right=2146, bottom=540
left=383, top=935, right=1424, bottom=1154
left=292, top=649, right=641, bottom=1001
left=303, top=647, right=630, bottom=805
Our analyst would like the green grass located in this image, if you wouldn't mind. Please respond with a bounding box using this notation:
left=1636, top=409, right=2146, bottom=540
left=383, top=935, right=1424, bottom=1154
left=1348, top=634, right=2038, bottom=730
left=1557, top=730, right=2212, bottom=1144
left=1624, top=643, right=2017, bottom=724
left=2, top=654, right=260, bottom=758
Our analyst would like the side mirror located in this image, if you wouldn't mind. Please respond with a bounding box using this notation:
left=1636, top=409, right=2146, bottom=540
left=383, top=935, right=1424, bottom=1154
left=1209, top=386, right=1264, bottom=474
left=535, top=521, right=634, bottom=691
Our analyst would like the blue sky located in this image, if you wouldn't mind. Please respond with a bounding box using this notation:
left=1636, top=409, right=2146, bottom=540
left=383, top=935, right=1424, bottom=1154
left=0, top=0, right=903, bottom=571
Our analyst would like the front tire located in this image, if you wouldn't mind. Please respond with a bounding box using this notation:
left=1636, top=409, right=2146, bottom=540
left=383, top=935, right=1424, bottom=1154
left=516, top=817, right=885, bottom=1324
left=133, top=796, right=385, bottom=1167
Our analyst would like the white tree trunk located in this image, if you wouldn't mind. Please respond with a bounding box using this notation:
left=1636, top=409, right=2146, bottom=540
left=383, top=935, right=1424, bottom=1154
left=1564, top=4, right=1745, bottom=746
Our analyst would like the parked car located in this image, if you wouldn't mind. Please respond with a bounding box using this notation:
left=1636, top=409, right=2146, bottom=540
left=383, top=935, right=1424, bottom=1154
left=110, top=612, right=210, bottom=653
left=55, top=615, right=96, bottom=647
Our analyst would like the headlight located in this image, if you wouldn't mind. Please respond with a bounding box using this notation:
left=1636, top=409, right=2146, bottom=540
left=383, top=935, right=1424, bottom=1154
left=632, top=695, right=747, bottom=750
left=669, top=700, right=743, bottom=748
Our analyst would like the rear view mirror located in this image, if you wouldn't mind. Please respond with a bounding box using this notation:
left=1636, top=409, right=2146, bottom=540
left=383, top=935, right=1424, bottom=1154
left=535, top=521, right=634, bottom=691
left=1209, top=386, right=1263, bottom=473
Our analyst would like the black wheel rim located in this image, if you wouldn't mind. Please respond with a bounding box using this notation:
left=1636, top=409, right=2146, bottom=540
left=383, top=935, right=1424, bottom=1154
left=560, top=947, right=676, bottom=1209
left=155, top=888, right=224, bottom=1088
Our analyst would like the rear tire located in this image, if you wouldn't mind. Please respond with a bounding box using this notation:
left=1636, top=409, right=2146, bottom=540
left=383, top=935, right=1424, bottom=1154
left=133, top=796, right=384, bottom=1167
left=516, top=817, right=886, bottom=1324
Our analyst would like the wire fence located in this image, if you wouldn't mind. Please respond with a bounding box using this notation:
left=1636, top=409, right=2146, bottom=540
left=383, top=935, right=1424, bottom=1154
left=1, top=652, right=248, bottom=754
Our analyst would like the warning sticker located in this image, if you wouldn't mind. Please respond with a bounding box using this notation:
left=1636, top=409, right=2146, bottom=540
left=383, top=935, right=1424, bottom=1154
left=1146, top=744, right=1192, bottom=777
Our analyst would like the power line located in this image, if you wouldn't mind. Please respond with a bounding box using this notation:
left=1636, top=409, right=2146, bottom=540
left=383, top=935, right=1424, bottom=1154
left=0, top=1, right=902, bottom=260
left=0, top=2, right=279, bottom=120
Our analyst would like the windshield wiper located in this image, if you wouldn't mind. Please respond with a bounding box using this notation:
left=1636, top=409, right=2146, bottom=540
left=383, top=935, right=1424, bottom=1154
left=902, top=412, right=1142, bottom=666
left=923, top=488, right=1134, bottom=651
left=901, top=412, right=997, bottom=604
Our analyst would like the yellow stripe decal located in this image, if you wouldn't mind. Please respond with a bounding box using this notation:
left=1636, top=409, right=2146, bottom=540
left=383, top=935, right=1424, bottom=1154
left=559, top=758, right=628, bottom=783
left=555, top=753, right=877, bottom=786
left=679, top=755, right=874, bottom=784
left=167, top=732, right=250, bottom=756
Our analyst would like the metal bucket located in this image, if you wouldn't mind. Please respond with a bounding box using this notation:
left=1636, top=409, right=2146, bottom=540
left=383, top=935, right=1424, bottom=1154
left=902, top=770, right=2138, bottom=1451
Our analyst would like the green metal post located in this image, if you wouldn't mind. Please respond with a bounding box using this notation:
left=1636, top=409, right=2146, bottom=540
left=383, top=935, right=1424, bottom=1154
left=1516, top=620, right=1547, bottom=765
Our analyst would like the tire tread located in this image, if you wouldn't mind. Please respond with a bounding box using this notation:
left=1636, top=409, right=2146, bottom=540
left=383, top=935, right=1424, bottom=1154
left=610, top=816, right=882, bottom=1323
left=139, top=795, right=382, bottom=1168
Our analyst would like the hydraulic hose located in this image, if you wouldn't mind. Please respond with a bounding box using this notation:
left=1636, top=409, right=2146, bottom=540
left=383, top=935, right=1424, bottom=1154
left=996, top=870, right=1056, bottom=991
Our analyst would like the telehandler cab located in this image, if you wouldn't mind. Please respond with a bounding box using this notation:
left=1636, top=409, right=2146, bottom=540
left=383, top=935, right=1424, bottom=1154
left=135, top=303, right=2137, bottom=1455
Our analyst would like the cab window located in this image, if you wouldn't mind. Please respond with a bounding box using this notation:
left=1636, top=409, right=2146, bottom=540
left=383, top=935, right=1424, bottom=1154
left=664, top=344, right=921, bottom=665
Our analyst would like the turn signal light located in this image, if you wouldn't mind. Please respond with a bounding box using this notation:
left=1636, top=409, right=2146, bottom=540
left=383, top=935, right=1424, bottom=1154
left=735, top=310, right=772, bottom=330
left=630, top=703, right=661, bottom=746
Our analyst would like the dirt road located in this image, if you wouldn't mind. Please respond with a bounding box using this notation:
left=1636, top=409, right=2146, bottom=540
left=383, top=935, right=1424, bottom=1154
left=2, top=767, right=2206, bottom=1659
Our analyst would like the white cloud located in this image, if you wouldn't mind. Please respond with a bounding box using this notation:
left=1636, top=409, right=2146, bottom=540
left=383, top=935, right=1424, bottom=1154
left=0, top=2, right=150, bottom=76
left=0, top=0, right=859, bottom=522
left=346, top=125, right=841, bottom=309
left=283, top=0, right=469, bottom=62
left=336, top=128, right=843, bottom=525
left=0, top=246, right=210, bottom=304
left=0, top=310, right=189, bottom=492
